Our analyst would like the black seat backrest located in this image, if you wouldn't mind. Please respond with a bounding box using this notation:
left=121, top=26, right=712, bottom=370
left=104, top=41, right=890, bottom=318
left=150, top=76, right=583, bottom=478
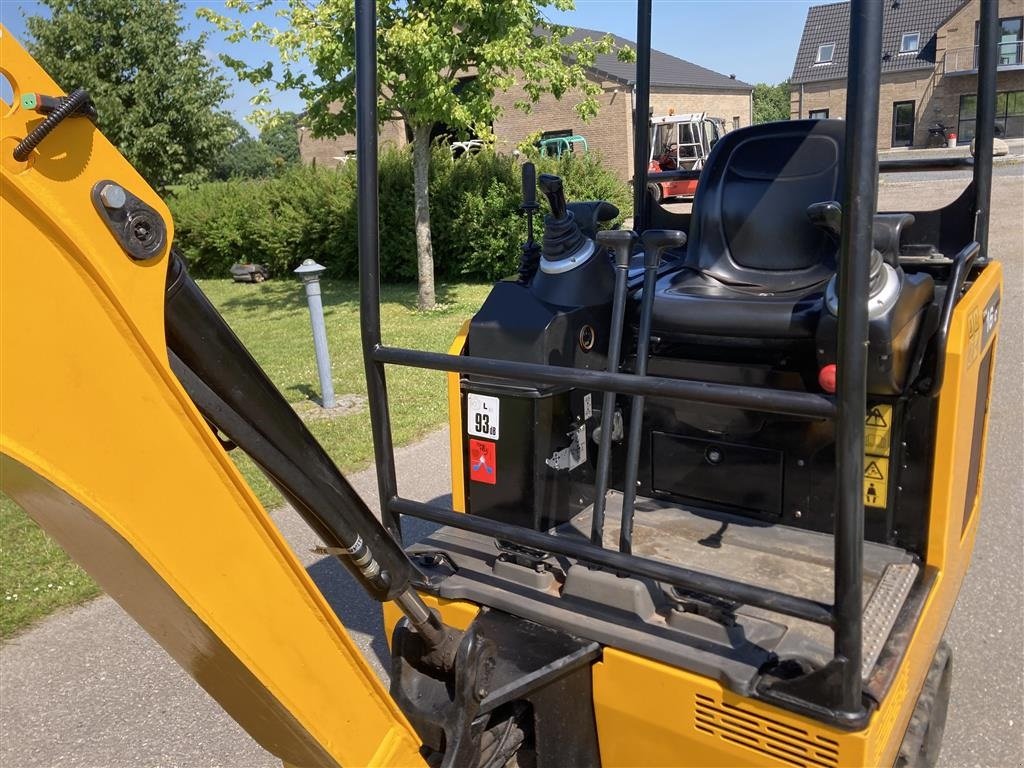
left=688, top=119, right=846, bottom=293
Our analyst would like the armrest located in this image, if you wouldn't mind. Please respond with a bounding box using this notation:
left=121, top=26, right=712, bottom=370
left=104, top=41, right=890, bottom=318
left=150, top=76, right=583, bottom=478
left=872, top=213, right=915, bottom=265
left=566, top=201, right=621, bottom=239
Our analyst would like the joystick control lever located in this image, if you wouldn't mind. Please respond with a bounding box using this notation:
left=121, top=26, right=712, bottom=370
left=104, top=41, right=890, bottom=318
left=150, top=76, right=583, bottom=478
left=619, top=229, right=686, bottom=554
left=589, top=229, right=638, bottom=545
left=518, top=163, right=542, bottom=284
left=538, top=173, right=567, bottom=220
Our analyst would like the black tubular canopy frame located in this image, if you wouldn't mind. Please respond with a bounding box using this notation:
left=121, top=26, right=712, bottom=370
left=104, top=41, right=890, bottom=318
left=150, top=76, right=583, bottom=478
left=354, top=0, right=999, bottom=723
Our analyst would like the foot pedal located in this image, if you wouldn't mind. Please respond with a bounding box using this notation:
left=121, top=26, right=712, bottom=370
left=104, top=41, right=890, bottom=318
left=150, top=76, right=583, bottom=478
left=861, top=562, right=918, bottom=679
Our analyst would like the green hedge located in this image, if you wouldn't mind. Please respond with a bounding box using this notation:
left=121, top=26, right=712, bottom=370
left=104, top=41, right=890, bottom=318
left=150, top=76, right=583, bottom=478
left=167, top=147, right=631, bottom=282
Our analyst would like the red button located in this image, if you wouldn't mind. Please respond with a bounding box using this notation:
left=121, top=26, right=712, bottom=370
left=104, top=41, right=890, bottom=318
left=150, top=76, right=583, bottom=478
left=818, top=364, right=837, bottom=394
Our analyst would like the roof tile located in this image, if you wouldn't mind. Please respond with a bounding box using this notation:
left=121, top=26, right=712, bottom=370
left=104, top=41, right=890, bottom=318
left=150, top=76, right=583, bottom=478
left=564, top=27, right=753, bottom=91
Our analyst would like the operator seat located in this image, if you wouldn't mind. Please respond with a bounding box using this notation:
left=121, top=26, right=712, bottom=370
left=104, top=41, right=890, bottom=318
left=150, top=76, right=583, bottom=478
left=650, top=119, right=846, bottom=340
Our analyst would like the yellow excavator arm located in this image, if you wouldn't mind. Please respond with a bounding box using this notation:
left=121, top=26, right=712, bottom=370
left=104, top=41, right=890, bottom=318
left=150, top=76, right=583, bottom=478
left=0, top=27, right=425, bottom=768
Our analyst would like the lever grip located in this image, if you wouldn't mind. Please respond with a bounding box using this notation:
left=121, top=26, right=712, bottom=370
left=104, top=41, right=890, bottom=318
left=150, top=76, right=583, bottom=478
left=596, top=229, right=638, bottom=269
left=640, top=229, right=686, bottom=268
left=521, top=162, right=538, bottom=210
left=538, top=173, right=567, bottom=219
left=807, top=200, right=843, bottom=239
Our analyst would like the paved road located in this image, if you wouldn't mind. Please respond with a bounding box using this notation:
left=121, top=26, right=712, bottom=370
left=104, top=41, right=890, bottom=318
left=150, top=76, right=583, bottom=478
left=1, top=176, right=1021, bottom=767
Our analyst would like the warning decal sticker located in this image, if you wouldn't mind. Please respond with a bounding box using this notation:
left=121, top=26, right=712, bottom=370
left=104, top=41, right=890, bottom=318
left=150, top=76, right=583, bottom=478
left=864, top=456, right=889, bottom=508
left=864, top=404, right=892, bottom=457
left=467, top=393, right=500, bottom=439
left=469, top=439, right=497, bottom=484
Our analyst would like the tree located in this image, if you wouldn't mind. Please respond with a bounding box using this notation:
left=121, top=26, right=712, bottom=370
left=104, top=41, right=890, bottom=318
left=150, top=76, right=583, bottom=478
left=259, top=111, right=302, bottom=168
left=752, top=80, right=792, bottom=124
left=202, top=1, right=628, bottom=309
left=213, top=118, right=279, bottom=180
left=25, top=0, right=233, bottom=189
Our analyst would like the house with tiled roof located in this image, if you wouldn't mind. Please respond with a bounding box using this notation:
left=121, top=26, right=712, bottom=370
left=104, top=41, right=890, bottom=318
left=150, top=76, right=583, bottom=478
left=790, top=0, right=1023, bottom=147
left=300, top=28, right=753, bottom=180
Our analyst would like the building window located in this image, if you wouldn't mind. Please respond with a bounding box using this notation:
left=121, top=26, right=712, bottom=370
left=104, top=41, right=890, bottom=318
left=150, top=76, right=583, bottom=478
left=808, top=108, right=829, bottom=119
left=959, top=90, right=1024, bottom=143
left=816, top=43, right=835, bottom=64
left=733, top=116, right=741, bottom=130
left=899, top=32, right=920, bottom=54
left=975, top=17, right=1023, bottom=66
left=891, top=101, right=915, bottom=147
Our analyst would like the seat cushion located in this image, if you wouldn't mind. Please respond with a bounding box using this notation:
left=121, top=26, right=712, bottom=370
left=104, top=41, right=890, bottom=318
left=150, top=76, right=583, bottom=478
left=650, top=268, right=827, bottom=340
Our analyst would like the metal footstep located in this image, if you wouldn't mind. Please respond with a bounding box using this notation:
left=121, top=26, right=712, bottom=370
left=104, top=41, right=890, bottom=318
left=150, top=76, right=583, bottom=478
left=861, top=562, right=919, bottom=679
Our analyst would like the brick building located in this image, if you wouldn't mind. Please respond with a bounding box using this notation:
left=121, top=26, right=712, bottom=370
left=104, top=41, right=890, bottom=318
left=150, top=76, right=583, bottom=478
left=790, top=0, right=1024, bottom=148
left=299, top=28, right=753, bottom=180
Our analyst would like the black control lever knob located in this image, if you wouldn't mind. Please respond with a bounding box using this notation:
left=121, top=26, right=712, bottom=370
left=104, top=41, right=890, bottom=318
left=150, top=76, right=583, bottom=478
left=806, top=200, right=843, bottom=240
left=596, top=229, right=638, bottom=269
left=640, top=229, right=686, bottom=268
left=538, top=173, right=567, bottom=219
left=521, top=162, right=539, bottom=212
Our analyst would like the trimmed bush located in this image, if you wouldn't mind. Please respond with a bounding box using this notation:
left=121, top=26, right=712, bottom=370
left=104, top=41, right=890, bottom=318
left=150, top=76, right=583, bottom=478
left=168, top=147, right=631, bottom=282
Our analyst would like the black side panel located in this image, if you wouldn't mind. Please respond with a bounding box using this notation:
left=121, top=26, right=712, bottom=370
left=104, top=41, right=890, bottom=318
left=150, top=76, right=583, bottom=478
left=962, top=347, right=995, bottom=535
left=651, top=432, right=784, bottom=517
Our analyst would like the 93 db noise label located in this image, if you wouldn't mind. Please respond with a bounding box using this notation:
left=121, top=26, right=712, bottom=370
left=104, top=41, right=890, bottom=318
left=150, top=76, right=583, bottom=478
left=467, top=393, right=500, bottom=439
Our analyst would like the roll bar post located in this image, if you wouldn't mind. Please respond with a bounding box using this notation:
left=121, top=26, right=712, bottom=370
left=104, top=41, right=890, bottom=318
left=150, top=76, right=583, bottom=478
left=631, top=0, right=652, bottom=232
left=832, top=0, right=883, bottom=719
left=973, top=0, right=999, bottom=257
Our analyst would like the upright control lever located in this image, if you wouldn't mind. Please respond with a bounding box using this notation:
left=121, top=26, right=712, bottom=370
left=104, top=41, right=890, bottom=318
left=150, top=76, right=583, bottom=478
left=518, top=162, right=542, bottom=284
left=619, top=229, right=687, bottom=554
left=590, top=229, right=638, bottom=546
left=538, top=173, right=567, bottom=219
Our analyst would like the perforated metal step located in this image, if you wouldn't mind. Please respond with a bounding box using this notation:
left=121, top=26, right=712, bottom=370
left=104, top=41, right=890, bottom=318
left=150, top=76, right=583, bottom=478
left=861, top=562, right=919, bottom=679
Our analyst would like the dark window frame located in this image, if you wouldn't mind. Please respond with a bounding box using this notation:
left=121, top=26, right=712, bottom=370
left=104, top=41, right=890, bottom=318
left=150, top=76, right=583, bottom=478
left=891, top=100, right=915, bottom=147
left=958, top=89, right=1024, bottom=143
left=808, top=108, right=830, bottom=119
left=974, top=16, right=1023, bottom=66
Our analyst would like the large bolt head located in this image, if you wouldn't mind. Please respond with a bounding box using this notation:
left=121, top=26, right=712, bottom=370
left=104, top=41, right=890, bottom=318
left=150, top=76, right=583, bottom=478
left=99, top=183, right=127, bottom=209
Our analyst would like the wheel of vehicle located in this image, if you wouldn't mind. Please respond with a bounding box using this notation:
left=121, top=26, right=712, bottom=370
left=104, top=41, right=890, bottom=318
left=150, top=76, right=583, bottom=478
left=894, top=641, right=952, bottom=768
left=646, top=182, right=662, bottom=204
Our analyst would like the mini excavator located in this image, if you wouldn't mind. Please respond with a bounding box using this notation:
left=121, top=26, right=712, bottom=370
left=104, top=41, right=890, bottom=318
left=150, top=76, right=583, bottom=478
left=0, top=1, right=1004, bottom=766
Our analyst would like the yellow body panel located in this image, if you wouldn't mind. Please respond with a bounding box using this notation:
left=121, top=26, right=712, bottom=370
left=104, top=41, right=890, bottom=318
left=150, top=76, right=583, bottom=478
left=447, top=320, right=471, bottom=512
left=0, top=29, right=424, bottom=768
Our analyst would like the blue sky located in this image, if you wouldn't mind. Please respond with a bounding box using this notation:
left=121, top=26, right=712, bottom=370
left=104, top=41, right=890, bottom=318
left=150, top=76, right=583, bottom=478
left=3, top=0, right=816, bottom=131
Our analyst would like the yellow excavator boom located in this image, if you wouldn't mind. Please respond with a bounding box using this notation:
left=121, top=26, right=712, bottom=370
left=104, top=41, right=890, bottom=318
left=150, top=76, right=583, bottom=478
left=0, top=27, right=425, bottom=768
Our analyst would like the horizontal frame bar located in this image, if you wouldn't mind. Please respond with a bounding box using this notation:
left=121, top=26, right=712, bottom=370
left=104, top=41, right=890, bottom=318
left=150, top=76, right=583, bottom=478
left=373, top=346, right=835, bottom=419
left=392, top=497, right=835, bottom=626
left=647, top=170, right=703, bottom=182
left=878, top=157, right=974, bottom=173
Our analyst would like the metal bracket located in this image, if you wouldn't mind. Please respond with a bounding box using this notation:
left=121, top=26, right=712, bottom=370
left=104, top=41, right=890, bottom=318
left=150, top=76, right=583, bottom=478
left=90, top=180, right=166, bottom=261
left=390, top=609, right=602, bottom=768
left=545, top=423, right=587, bottom=471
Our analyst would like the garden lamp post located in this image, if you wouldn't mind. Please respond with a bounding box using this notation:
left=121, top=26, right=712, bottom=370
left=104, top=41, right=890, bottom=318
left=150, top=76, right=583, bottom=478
left=294, top=259, right=336, bottom=408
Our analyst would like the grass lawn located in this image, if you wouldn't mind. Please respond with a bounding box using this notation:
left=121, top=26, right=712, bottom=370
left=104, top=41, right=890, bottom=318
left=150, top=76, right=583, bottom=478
left=1, top=278, right=491, bottom=639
